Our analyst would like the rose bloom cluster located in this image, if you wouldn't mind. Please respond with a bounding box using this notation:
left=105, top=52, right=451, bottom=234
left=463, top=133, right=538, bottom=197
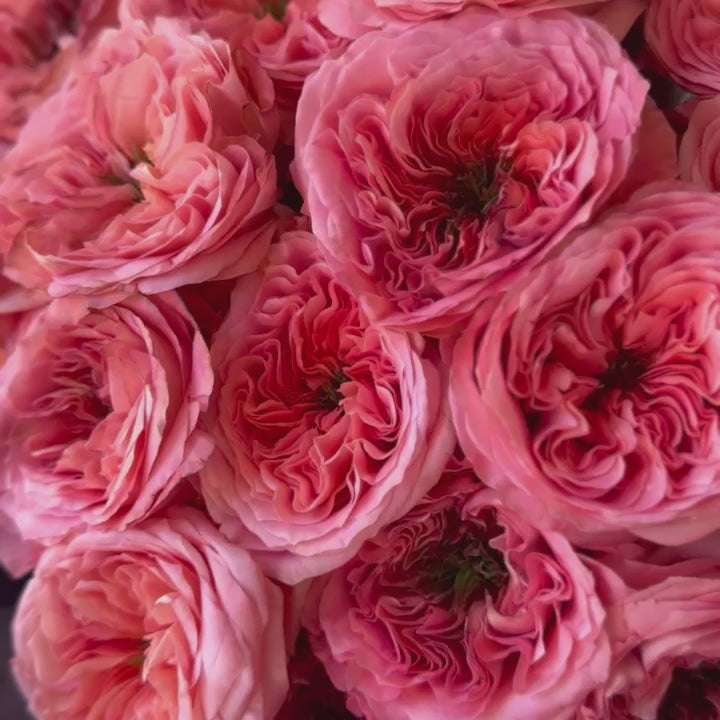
left=2, top=0, right=720, bottom=719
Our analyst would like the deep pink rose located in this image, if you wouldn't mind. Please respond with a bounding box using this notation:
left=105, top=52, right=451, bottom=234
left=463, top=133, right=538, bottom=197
left=295, top=11, right=647, bottom=333
left=451, top=187, right=720, bottom=546
left=315, top=0, right=616, bottom=38
left=0, top=292, right=213, bottom=576
left=199, top=231, right=455, bottom=583
left=680, top=97, right=720, bottom=192
left=646, top=0, right=720, bottom=97
left=0, top=19, right=279, bottom=304
left=305, top=452, right=612, bottom=720
left=12, top=507, right=288, bottom=720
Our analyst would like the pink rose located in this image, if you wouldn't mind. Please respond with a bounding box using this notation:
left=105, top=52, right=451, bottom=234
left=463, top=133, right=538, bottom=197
left=199, top=231, right=455, bottom=583
left=646, top=0, right=720, bottom=97
left=0, top=0, right=80, bottom=155
left=315, top=0, right=616, bottom=38
left=680, top=97, right=720, bottom=192
left=295, top=11, right=647, bottom=333
left=246, top=1, right=348, bottom=145
left=0, top=292, right=213, bottom=576
left=305, top=452, right=612, bottom=720
left=12, top=507, right=289, bottom=720
left=0, top=19, right=279, bottom=304
left=575, top=546, right=720, bottom=719
left=451, top=187, right=720, bottom=546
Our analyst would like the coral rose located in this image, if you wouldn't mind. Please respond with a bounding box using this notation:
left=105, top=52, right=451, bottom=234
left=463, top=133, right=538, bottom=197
left=0, top=292, right=213, bottom=576
left=11, top=507, right=288, bottom=720
left=305, top=452, right=612, bottom=720
left=295, top=11, right=647, bottom=333
left=451, top=187, right=720, bottom=546
left=680, top=96, right=720, bottom=192
left=0, top=18, right=279, bottom=304
left=646, top=0, right=720, bottom=97
left=199, top=231, right=455, bottom=584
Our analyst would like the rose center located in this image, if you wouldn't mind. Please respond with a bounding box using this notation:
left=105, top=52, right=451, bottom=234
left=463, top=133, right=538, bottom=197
left=657, top=663, right=720, bottom=720
left=126, top=639, right=151, bottom=669
left=450, top=157, right=509, bottom=221
left=417, top=510, right=508, bottom=608
left=318, top=369, right=349, bottom=411
left=262, top=0, right=289, bottom=19
left=599, top=348, right=649, bottom=392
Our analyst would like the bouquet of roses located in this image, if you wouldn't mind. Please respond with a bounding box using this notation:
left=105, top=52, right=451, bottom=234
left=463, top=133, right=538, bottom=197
left=2, top=0, right=720, bottom=718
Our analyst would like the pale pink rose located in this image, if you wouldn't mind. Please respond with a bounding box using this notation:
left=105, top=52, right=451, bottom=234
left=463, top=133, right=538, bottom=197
left=646, top=0, right=720, bottom=97
left=451, top=187, right=720, bottom=546
left=295, top=11, right=647, bottom=333
left=305, top=453, right=612, bottom=720
left=0, top=19, right=279, bottom=304
left=680, top=97, right=720, bottom=192
left=0, top=292, right=214, bottom=577
left=12, top=507, right=289, bottom=720
left=316, top=0, right=616, bottom=38
left=199, top=231, right=455, bottom=584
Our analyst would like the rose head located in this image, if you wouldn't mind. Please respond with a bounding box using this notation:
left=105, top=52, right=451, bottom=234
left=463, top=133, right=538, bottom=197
left=0, top=0, right=80, bottom=154
left=451, top=187, right=720, bottom=546
left=577, top=547, right=720, bottom=720
left=246, top=0, right=348, bottom=145
left=295, top=10, right=647, bottom=333
left=0, top=18, right=279, bottom=303
left=680, top=97, right=720, bottom=192
left=11, top=508, right=289, bottom=720
left=315, top=0, right=620, bottom=38
left=305, top=453, right=611, bottom=720
left=0, top=292, right=213, bottom=576
left=199, top=231, right=455, bottom=583
left=646, top=0, right=720, bottom=97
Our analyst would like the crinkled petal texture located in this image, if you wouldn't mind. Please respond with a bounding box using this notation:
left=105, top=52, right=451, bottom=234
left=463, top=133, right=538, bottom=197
left=11, top=508, right=289, bottom=720
left=451, top=187, right=720, bottom=546
left=295, top=10, right=647, bottom=333
left=305, top=455, right=611, bottom=720
left=199, top=231, right=455, bottom=584
left=0, top=292, right=214, bottom=576
left=680, top=97, right=720, bottom=192
left=0, top=18, right=279, bottom=305
left=315, top=0, right=615, bottom=38
left=646, top=0, right=720, bottom=97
